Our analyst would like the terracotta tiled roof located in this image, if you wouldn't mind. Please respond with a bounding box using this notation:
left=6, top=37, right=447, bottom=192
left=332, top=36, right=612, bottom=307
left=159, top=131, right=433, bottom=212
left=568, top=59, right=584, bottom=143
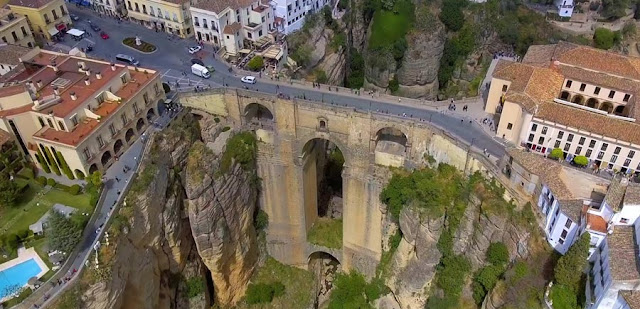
left=0, top=44, right=31, bottom=66
left=552, top=41, right=640, bottom=80
left=493, top=60, right=564, bottom=113
left=560, top=199, right=586, bottom=222
left=33, top=118, right=99, bottom=146
left=608, top=225, right=640, bottom=281
left=521, top=44, right=557, bottom=65
left=0, top=103, right=32, bottom=117
left=586, top=213, right=608, bottom=234
left=506, top=148, right=572, bottom=199
left=0, top=129, right=12, bottom=146
left=0, top=84, right=27, bottom=98
left=8, top=0, right=55, bottom=8
left=192, top=0, right=253, bottom=14
left=605, top=178, right=626, bottom=211
left=223, top=22, right=242, bottom=35
left=624, top=183, right=640, bottom=206
left=621, top=290, right=640, bottom=309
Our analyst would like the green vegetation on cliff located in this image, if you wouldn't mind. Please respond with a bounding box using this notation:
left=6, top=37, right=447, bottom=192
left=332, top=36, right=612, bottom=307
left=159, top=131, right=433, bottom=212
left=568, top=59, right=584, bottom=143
left=220, top=132, right=257, bottom=174
left=551, top=232, right=590, bottom=308
left=307, top=218, right=343, bottom=249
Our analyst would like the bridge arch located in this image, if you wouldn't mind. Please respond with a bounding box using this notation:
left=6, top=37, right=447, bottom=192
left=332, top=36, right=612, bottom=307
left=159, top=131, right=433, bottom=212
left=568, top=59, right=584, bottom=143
left=375, top=127, right=408, bottom=148
left=244, top=103, right=275, bottom=126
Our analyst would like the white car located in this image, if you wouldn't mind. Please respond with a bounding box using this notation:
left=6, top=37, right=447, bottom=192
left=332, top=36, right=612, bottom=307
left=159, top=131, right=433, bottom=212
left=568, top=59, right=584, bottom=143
left=241, top=76, right=256, bottom=84
left=188, top=46, right=202, bottom=54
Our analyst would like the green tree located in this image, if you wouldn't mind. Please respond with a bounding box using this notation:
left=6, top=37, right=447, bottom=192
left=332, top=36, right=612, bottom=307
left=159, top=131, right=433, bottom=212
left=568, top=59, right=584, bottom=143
left=47, top=210, right=82, bottom=254
left=601, top=0, right=629, bottom=20
left=35, top=149, right=50, bottom=174
left=347, top=48, right=365, bottom=89
left=314, top=69, right=328, bottom=84
left=550, top=148, right=564, bottom=160
left=439, top=0, right=465, bottom=31
left=550, top=284, right=578, bottom=309
left=43, top=146, right=61, bottom=176
left=486, top=242, right=509, bottom=265
left=0, top=171, right=21, bottom=208
left=247, top=56, right=264, bottom=71
left=245, top=282, right=285, bottom=304
left=594, top=28, right=615, bottom=49
left=328, top=272, right=372, bottom=309
left=573, top=155, right=589, bottom=167
left=388, top=75, right=399, bottom=93
left=56, top=151, right=75, bottom=180
left=554, top=233, right=590, bottom=293
left=88, top=171, right=103, bottom=188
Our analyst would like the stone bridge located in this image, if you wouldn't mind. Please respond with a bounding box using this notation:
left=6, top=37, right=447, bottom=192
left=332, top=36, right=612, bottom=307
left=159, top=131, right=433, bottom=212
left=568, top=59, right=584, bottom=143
left=180, top=88, right=499, bottom=276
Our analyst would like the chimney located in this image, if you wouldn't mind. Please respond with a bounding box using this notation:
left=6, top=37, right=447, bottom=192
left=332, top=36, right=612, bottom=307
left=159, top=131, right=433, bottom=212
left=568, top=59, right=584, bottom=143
left=96, top=72, right=102, bottom=79
left=53, top=86, right=59, bottom=96
left=84, top=78, right=90, bottom=86
left=36, top=80, right=42, bottom=88
left=85, top=69, right=91, bottom=76
left=70, top=92, right=77, bottom=100
left=77, top=61, right=86, bottom=70
left=111, top=63, right=116, bottom=71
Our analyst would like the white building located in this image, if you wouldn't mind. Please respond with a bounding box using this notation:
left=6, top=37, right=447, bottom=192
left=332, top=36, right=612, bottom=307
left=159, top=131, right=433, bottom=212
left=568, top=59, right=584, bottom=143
left=92, top=0, right=120, bottom=16
left=273, top=0, right=330, bottom=34
left=190, top=0, right=275, bottom=55
left=555, top=0, right=574, bottom=18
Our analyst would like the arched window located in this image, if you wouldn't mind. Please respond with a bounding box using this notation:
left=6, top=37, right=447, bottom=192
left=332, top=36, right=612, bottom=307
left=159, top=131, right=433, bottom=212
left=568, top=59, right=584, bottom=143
left=58, top=121, right=65, bottom=131
left=38, top=117, right=45, bottom=127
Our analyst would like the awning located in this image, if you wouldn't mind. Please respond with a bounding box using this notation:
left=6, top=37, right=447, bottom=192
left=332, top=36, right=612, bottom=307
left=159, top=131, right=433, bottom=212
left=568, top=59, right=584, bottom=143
left=239, top=49, right=252, bottom=54
left=56, top=23, right=66, bottom=31
left=262, top=46, right=283, bottom=60
left=67, top=28, right=85, bottom=37
left=48, top=28, right=59, bottom=36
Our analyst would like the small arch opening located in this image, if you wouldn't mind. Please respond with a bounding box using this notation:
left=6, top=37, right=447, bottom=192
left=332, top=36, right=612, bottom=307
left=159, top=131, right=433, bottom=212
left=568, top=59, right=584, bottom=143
left=125, top=128, right=135, bottom=143
left=586, top=98, right=599, bottom=109
left=600, top=102, right=614, bottom=113
left=571, top=95, right=584, bottom=105
left=244, top=103, right=274, bottom=128
left=101, top=151, right=113, bottom=167
left=136, top=118, right=145, bottom=133
left=113, top=139, right=124, bottom=155
left=560, top=91, right=571, bottom=100
left=89, top=164, right=98, bottom=175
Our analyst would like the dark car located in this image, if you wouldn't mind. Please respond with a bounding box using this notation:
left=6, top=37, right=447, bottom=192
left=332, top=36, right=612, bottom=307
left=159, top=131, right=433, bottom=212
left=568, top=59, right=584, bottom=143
left=70, top=14, right=79, bottom=21
left=90, top=24, right=101, bottom=32
left=191, top=58, right=204, bottom=66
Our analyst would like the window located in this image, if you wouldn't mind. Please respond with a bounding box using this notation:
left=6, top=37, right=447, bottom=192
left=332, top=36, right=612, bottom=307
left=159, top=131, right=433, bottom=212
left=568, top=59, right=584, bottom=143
left=259, top=30, right=263, bottom=36
left=502, top=85, right=508, bottom=92
left=150, top=5, right=154, bottom=15
left=121, top=112, right=128, bottom=125
left=542, top=126, right=548, bottom=134
left=565, top=80, right=572, bottom=88
left=624, top=94, right=631, bottom=102
left=134, top=3, right=139, bottom=12
left=96, top=93, right=105, bottom=104
left=580, top=83, right=586, bottom=91
left=507, top=123, right=513, bottom=130
left=530, top=124, right=537, bottom=132
left=133, top=103, right=140, bottom=114
left=589, top=140, right=596, bottom=148
left=564, top=143, right=571, bottom=151
left=120, top=74, right=128, bottom=84
left=157, top=8, right=162, bottom=16
left=555, top=140, right=561, bottom=148
left=194, top=16, right=199, bottom=26
left=621, top=218, right=630, bottom=224
left=248, top=32, right=252, bottom=39
left=538, top=137, right=545, bottom=144
left=60, top=5, right=66, bottom=15
left=172, top=13, right=178, bottom=21
left=203, top=18, right=208, bottom=29
left=557, top=131, right=564, bottom=139
left=611, top=155, right=618, bottom=163
left=624, top=159, right=632, bottom=167
left=71, top=115, right=78, bottom=127
left=601, top=143, right=608, bottom=151
left=97, top=135, right=105, bottom=147
left=594, top=87, right=601, bottom=95
left=576, top=146, right=582, bottom=155
left=609, top=90, right=615, bottom=98
left=58, top=121, right=65, bottom=131
left=143, top=93, right=150, bottom=104
left=567, top=134, right=574, bottom=142
left=83, top=147, right=91, bottom=160
left=47, top=118, right=54, bottom=128
left=52, top=9, right=58, bottom=20
left=598, top=151, right=604, bottom=159
left=528, top=134, right=534, bottom=142
left=44, top=13, right=50, bottom=24
left=559, top=238, right=565, bottom=245
left=565, top=219, right=572, bottom=228
left=1, top=37, right=6, bottom=43
left=629, top=150, right=636, bottom=158
left=586, top=149, right=592, bottom=157
left=21, top=26, right=27, bottom=37
left=11, top=31, right=17, bottom=42
left=38, top=117, right=45, bottom=127
left=109, top=123, right=117, bottom=136
left=579, top=137, right=585, bottom=145
left=615, top=146, right=621, bottom=154
left=560, top=229, right=568, bottom=239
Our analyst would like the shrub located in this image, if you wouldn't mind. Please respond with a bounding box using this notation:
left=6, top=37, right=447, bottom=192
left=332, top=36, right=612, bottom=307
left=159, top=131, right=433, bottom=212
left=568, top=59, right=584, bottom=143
left=185, top=277, right=206, bottom=298
left=512, top=260, right=529, bottom=282
left=486, top=242, right=509, bottom=265
left=247, top=56, right=264, bottom=71
left=388, top=75, right=399, bottom=93
left=439, top=0, right=466, bottom=31
left=214, top=117, right=220, bottom=123
left=573, top=155, right=588, bottom=167
left=43, top=147, right=61, bottom=176
left=56, top=151, right=75, bottom=180
left=255, top=209, right=269, bottom=231
left=221, top=126, right=230, bottom=132
left=549, top=148, right=564, bottom=160
left=74, top=170, right=85, bottom=180
left=36, top=149, right=50, bottom=174
left=246, top=282, right=285, bottom=304
left=68, top=184, right=82, bottom=195
left=337, top=0, right=348, bottom=10
left=550, top=284, right=577, bottom=309
left=314, top=69, right=328, bottom=84
left=327, top=272, right=370, bottom=308
left=36, top=176, right=47, bottom=186
left=47, top=178, right=56, bottom=187
left=594, top=28, right=615, bottom=50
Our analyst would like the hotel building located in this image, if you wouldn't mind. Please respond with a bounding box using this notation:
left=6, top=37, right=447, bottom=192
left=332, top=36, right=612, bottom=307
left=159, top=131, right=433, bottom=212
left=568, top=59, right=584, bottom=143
left=125, top=0, right=193, bottom=38
left=8, top=0, right=71, bottom=41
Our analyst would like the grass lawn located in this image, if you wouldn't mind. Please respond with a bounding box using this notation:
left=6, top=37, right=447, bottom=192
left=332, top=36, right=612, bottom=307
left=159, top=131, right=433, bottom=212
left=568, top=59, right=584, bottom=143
left=0, top=179, right=94, bottom=236
left=236, top=257, right=314, bottom=309
left=307, top=218, right=343, bottom=249
left=368, top=0, right=414, bottom=50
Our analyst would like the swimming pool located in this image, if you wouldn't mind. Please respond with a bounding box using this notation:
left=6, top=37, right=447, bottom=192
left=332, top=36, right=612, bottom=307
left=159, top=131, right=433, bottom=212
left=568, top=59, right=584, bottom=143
left=0, top=259, right=42, bottom=299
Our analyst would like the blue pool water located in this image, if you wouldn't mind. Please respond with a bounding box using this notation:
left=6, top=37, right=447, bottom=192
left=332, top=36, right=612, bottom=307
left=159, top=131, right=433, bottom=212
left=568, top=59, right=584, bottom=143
left=0, top=259, right=42, bottom=299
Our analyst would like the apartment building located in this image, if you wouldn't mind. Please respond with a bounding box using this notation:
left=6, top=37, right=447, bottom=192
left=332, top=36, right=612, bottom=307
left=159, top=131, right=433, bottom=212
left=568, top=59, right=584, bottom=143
left=273, top=0, right=330, bottom=34
left=8, top=0, right=71, bottom=41
left=0, top=7, right=34, bottom=48
left=190, top=0, right=275, bottom=55
left=486, top=42, right=640, bottom=176
left=0, top=47, right=165, bottom=177
left=555, top=0, right=574, bottom=17
left=92, top=0, right=122, bottom=17
left=0, top=44, right=31, bottom=75
left=125, top=0, right=192, bottom=38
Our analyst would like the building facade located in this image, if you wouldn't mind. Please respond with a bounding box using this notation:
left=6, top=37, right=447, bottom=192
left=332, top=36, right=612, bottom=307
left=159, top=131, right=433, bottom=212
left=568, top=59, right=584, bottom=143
left=0, top=44, right=32, bottom=75
left=0, top=7, right=35, bottom=48
left=190, top=0, right=275, bottom=55
left=486, top=42, right=640, bottom=176
left=273, top=0, right=330, bottom=34
left=0, top=47, right=165, bottom=177
left=555, top=0, right=574, bottom=17
left=125, top=0, right=192, bottom=38
left=8, top=0, right=71, bottom=41
left=92, top=0, right=123, bottom=17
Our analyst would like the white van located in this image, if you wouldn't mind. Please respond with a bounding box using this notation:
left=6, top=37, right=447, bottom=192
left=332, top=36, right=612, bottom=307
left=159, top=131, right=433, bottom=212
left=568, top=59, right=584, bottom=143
left=115, top=54, right=139, bottom=66
left=191, top=64, right=210, bottom=79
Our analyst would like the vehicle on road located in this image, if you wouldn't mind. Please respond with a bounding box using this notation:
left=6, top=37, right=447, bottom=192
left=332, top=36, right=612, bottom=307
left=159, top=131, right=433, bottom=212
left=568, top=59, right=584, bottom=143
left=191, top=64, right=210, bottom=79
left=115, top=54, right=139, bottom=66
left=70, top=14, right=79, bottom=21
left=241, top=76, right=256, bottom=84
left=191, top=58, right=204, bottom=66
left=100, top=31, right=109, bottom=39
left=206, top=65, right=215, bottom=73
left=188, top=46, right=202, bottom=54
left=90, top=24, right=101, bottom=32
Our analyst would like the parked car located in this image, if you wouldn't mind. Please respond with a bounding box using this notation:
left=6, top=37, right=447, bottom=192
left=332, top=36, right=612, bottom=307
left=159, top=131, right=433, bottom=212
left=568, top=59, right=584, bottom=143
left=100, top=31, right=109, bottom=39
left=206, top=65, right=215, bottom=73
left=90, top=24, right=101, bottom=32
left=70, top=14, right=79, bottom=21
left=188, top=46, right=202, bottom=54
left=241, top=76, right=256, bottom=84
left=191, top=58, right=204, bottom=66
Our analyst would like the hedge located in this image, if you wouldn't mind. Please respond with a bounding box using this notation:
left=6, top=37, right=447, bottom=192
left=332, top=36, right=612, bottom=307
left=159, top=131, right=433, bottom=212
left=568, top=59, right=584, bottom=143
left=75, top=170, right=85, bottom=180
left=56, top=151, right=75, bottom=180
left=43, top=147, right=61, bottom=176
left=549, top=148, right=564, bottom=160
left=36, top=176, right=47, bottom=186
left=573, top=155, right=588, bottom=167
left=36, top=149, right=50, bottom=174
left=47, top=178, right=56, bottom=187
left=68, top=184, right=81, bottom=195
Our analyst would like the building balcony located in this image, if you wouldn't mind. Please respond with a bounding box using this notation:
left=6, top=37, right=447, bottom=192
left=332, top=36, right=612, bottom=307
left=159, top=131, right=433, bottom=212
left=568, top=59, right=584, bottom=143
left=244, top=22, right=261, bottom=30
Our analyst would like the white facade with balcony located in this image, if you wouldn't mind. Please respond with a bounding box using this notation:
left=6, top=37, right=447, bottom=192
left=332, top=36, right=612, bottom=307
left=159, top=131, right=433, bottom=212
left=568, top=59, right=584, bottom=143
left=273, top=0, right=330, bottom=34
left=537, top=185, right=583, bottom=254
left=555, top=0, right=574, bottom=17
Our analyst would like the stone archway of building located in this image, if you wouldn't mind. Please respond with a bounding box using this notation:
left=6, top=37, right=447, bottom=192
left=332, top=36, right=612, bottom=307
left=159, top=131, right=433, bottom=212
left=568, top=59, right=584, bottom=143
left=586, top=98, right=599, bottom=109
left=614, top=105, right=626, bottom=115
left=244, top=103, right=274, bottom=127
left=301, top=138, right=345, bottom=235
left=146, top=108, right=155, bottom=121
left=571, top=95, right=585, bottom=105
left=560, top=91, right=571, bottom=101
left=308, top=251, right=341, bottom=308
left=101, top=151, right=113, bottom=167
left=136, top=118, right=145, bottom=133
left=113, top=139, right=124, bottom=155
left=600, top=102, right=614, bottom=113
left=89, top=164, right=98, bottom=175
left=125, top=128, right=135, bottom=143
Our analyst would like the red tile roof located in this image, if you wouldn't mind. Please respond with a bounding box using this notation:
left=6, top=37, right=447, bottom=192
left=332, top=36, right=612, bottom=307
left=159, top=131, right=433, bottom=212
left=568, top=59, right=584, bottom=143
left=586, top=213, right=608, bottom=234
left=33, top=118, right=99, bottom=146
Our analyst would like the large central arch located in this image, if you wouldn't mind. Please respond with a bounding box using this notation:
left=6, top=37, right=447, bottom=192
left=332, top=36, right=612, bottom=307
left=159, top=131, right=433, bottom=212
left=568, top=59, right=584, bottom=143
left=244, top=103, right=274, bottom=128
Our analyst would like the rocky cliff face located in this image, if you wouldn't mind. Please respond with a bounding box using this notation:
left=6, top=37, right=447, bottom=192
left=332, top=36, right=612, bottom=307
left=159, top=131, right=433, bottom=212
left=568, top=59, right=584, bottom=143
left=395, top=27, right=445, bottom=99
left=80, top=113, right=259, bottom=309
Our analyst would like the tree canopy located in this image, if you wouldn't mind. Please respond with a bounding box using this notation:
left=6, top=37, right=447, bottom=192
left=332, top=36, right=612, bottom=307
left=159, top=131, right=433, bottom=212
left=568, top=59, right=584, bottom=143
left=0, top=172, right=21, bottom=208
left=47, top=210, right=83, bottom=254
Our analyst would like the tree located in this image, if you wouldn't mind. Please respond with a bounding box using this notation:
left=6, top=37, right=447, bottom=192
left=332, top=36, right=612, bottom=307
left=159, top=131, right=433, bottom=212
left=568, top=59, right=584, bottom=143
left=573, top=155, right=589, bottom=167
left=594, top=28, right=615, bottom=49
left=36, top=148, right=50, bottom=174
left=56, top=151, right=75, bottom=180
left=43, top=146, right=61, bottom=176
left=247, top=56, right=264, bottom=72
left=328, top=272, right=372, bottom=309
left=486, top=242, right=509, bottom=265
left=549, top=148, right=564, bottom=160
left=47, top=210, right=82, bottom=254
left=554, top=233, right=590, bottom=293
left=550, top=284, right=578, bottom=309
left=88, top=171, right=103, bottom=188
left=601, top=0, right=629, bottom=20
left=388, top=75, right=399, bottom=93
left=0, top=171, right=21, bottom=208
left=314, top=69, right=328, bottom=84
left=439, top=0, right=465, bottom=32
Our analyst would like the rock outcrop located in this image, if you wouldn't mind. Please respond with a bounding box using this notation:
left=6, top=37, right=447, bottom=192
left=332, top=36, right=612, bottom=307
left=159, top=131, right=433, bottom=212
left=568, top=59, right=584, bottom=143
left=395, top=26, right=446, bottom=99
